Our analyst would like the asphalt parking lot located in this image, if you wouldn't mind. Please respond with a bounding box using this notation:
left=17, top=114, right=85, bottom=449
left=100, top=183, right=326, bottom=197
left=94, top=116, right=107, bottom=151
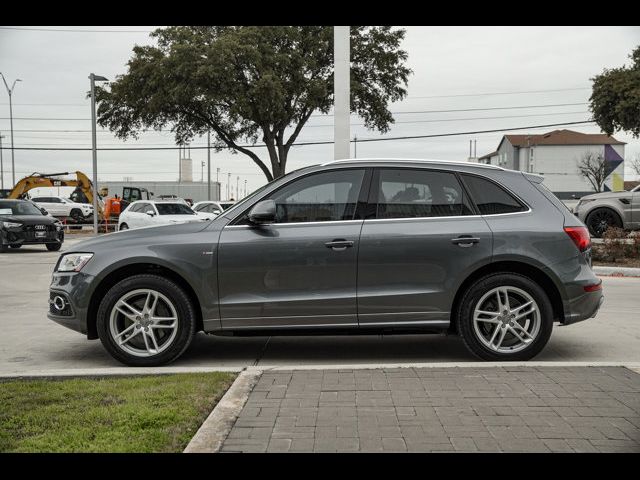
left=1, top=236, right=639, bottom=376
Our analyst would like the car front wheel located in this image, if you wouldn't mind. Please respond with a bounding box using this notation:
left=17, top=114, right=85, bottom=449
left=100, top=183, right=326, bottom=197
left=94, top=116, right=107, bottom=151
left=456, top=273, right=553, bottom=361
left=96, top=274, right=196, bottom=366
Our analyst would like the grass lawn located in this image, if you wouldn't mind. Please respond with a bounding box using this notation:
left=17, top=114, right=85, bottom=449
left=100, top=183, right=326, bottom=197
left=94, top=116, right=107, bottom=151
left=0, top=372, right=236, bottom=453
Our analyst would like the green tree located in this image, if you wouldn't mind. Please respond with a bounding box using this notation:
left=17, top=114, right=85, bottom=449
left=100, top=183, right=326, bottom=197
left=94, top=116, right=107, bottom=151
left=96, top=26, right=411, bottom=181
left=590, top=46, right=640, bottom=138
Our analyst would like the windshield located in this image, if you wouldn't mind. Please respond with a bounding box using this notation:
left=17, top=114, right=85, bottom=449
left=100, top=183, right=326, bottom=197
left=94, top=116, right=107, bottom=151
left=0, top=201, right=44, bottom=216
left=155, top=203, right=194, bottom=215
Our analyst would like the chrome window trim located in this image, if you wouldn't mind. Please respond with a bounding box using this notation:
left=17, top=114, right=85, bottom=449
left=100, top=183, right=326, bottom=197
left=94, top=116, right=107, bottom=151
left=362, top=208, right=532, bottom=223
left=224, top=219, right=364, bottom=229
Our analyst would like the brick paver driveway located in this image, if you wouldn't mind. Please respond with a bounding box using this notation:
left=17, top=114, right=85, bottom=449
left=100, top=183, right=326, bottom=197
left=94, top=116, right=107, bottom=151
left=221, top=366, right=640, bottom=452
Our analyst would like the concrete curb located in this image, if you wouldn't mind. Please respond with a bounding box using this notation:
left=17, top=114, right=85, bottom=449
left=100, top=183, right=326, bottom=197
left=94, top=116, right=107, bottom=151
left=258, top=361, right=640, bottom=371
left=184, top=368, right=262, bottom=454
left=593, top=265, right=640, bottom=277
left=0, top=365, right=244, bottom=379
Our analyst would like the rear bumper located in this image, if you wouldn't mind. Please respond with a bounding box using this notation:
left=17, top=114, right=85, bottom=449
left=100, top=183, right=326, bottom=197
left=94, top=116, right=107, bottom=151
left=562, top=289, right=604, bottom=325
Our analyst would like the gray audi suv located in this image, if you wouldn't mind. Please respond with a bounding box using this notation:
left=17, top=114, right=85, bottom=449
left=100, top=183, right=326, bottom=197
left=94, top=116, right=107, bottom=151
left=48, top=159, right=603, bottom=366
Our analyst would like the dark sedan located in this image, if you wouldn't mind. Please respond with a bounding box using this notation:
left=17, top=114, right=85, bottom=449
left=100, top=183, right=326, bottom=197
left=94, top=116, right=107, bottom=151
left=0, top=199, right=64, bottom=252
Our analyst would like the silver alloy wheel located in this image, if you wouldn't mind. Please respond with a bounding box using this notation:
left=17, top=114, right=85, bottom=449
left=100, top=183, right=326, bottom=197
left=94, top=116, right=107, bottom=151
left=109, top=288, right=179, bottom=357
left=472, top=286, right=541, bottom=354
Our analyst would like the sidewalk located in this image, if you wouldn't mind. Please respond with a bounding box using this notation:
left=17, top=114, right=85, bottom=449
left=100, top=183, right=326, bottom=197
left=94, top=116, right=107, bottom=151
left=218, top=366, right=640, bottom=453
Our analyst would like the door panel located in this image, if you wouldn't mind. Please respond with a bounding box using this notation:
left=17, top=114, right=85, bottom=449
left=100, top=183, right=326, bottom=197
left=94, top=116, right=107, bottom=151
left=357, top=217, right=492, bottom=325
left=218, top=168, right=368, bottom=329
left=357, top=167, right=493, bottom=326
left=218, top=221, right=363, bottom=328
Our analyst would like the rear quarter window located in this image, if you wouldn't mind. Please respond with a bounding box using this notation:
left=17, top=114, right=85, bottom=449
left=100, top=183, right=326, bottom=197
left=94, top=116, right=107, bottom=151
left=460, top=174, right=527, bottom=215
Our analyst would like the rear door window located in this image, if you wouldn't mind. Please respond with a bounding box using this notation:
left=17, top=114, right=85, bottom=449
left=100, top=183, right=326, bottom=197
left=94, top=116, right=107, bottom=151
left=372, top=168, right=473, bottom=219
left=460, top=174, right=527, bottom=215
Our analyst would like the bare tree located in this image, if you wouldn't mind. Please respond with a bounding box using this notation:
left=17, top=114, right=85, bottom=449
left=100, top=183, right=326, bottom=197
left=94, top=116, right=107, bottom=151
left=629, top=153, right=640, bottom=177
left=577, top=151, right=610, bottom=192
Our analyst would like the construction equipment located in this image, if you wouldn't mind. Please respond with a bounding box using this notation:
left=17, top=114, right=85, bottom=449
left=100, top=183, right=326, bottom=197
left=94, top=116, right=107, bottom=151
left=7, top=171, right=104, bottom=221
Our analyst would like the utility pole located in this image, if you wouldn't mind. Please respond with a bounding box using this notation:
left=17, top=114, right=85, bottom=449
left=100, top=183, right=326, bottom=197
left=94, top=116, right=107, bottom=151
left=207, top=132, right=211, bottom=201
left=0, top=133, right=4, bottom=190
left=244, top=179, right=247, bottom=197
left=1, top=73, right=21, bottom=185
left=201, top=161, right=205, bottom=183
left=216, top=168, right=220, bottom=201
left=227, top=172, right=231, bottom=200
left=89, top=73, right=108, bottom=235
left=354, top=136, right=358, bottom=158
left=236, top=176, right=239, bottom=200
left=333, top=26, right=350, bottom=160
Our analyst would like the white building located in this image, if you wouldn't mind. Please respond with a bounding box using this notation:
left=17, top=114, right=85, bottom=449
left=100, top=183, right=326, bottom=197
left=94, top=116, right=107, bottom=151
left=478, top=129, right=625, bottom=199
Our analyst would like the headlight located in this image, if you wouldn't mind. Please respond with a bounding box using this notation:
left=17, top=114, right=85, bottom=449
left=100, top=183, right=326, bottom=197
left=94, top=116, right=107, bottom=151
left=0, top=221, right=22, bottom=229
left=56, top=253, right=93, bottom=272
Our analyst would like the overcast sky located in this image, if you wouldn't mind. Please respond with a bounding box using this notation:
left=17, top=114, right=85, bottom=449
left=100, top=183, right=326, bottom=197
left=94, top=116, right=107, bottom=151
left=1, top=25, right=639, bottom=197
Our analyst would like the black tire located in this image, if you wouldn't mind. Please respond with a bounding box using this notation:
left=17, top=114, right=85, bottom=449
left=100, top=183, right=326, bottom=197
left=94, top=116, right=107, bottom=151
left=455, top=272, right=553, bottom=361
left=0, top=245, right=8, bottom=253
left=69, top=209, right=83, bottom=222
left=119, top=223, right=129, bottom=231
left=9, top=244, right=21, bottom=249
left=96, top=274, right=196, bottom=366
left=585, top=207, right=622, bottom=238
left=46, top=243, right=62, bottom=251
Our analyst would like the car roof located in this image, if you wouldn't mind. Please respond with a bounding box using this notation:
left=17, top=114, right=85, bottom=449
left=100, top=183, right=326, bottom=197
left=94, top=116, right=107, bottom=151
left=321, top=157, right=503, bottom=170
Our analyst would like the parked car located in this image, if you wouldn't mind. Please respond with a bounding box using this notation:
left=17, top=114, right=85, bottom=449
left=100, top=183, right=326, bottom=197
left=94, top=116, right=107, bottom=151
left=118, top=200, right=215, bottom=230
left=573, top=184, right=640, bottom=237
left=30, top=195, right=93, bottom=221
left=48, top=159, right=602, bottom=366
left=1, top=199, right=64, bottom=252
left=191, top=201, right=234, bottom=216
left=155, top=194, right=190, bottom=206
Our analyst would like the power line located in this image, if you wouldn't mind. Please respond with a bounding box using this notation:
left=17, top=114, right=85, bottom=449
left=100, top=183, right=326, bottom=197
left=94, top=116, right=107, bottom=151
left=12, top=111, right=591, bottom=145
left=0, top=26, right=153, bottom=33
left=1, top=102, right=590, bottom=122
left=11, top=111, right=590, bottom=141
left=1, top=87, right=591, bottom=107
left=0, top=120, right=596, bottom=151
left=407, top=87, right=590, bottom=99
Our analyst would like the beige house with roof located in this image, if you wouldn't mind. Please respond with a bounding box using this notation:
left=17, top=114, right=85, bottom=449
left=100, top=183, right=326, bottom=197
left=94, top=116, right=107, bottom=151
left=477, top=129, right=625, bottom=198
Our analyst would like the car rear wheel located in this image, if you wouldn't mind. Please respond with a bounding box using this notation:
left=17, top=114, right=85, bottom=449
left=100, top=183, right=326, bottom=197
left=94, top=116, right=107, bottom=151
left=456, top=273, right=553, bottom=361
left=586, top=207, right=622, bottom=238
left=46, top=243, right=61, bottom=251
left=96, top=274, right=196, bottom=366
left=119, top=223, right=129, bottom=231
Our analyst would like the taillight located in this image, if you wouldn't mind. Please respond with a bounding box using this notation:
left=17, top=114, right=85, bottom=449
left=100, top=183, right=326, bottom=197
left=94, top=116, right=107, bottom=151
left=564, top=226, right=591, bottom=252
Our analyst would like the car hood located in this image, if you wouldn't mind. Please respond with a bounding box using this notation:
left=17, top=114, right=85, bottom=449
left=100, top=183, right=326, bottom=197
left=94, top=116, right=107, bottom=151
left=0, top=214, right=58, bottom=225
left=579, top=191, right=631, bottom=201
left=71, top=221, right=211, bottom=251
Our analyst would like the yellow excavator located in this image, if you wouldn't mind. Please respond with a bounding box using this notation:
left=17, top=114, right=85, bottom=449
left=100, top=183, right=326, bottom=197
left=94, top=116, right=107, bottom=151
left=6, top=171, right=105, bottom=221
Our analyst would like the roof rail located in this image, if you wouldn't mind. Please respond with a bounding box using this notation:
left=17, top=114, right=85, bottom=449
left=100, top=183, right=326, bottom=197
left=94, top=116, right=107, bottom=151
left=321, top=158, right=503, bottom=170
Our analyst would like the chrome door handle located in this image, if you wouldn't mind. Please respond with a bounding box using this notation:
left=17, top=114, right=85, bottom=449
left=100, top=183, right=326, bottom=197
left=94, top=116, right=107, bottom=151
left=452, top=236, right=480, bottom=247
left=325, top=239, right=354, bottom=251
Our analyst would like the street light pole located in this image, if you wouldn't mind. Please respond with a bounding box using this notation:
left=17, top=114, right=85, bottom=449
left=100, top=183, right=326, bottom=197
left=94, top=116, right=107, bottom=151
left=1, top=73, right=22, bottom=185
left=236, top=176, right=239, bottom=200
left=216, top=167, right=220, bottom=201
left=207, top=132, right=211, bottom=201
left=89, top=73, right=108, bottom=235
left=0, top=133, right=5, bottom=189
left=227, top=172, right=231, bottom=200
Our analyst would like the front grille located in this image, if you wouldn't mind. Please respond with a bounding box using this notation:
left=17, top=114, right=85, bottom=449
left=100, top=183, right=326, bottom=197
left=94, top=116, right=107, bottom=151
left=49, top=292, right=73, bottom=317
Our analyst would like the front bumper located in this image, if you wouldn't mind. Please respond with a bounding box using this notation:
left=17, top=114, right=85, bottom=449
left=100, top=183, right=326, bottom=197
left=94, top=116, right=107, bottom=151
left=1, top=225, right=64, bottom=246
left=47, top=271, right=94, bottom=336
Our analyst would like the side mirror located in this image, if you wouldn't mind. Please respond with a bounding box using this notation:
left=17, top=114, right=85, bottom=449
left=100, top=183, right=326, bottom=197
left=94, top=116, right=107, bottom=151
left=248, top=200, right=276, bottom=225
left=212, top=209, right=222, bottom=215
left=146, top=210, right=156, bottom=216
left=40, top=208, right=48, bottom=215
